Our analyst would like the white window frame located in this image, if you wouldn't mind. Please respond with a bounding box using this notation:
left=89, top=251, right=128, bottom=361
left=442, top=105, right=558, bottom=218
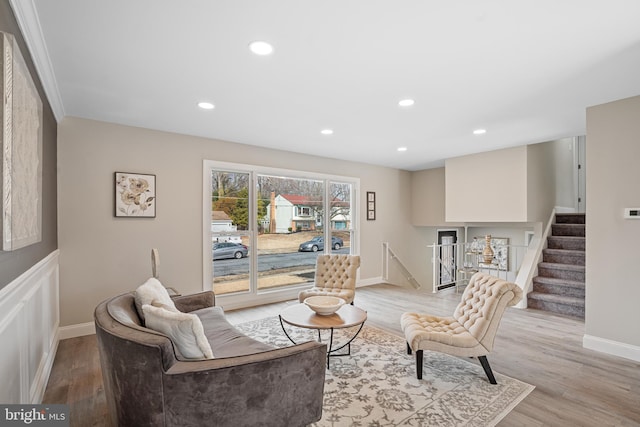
left=202, top=160, right=360, bottom=310
left=296, top=206, right=312, bottom=217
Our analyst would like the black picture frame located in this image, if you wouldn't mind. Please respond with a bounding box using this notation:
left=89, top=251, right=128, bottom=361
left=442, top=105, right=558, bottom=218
left=366, top=191, right=376, bottom=220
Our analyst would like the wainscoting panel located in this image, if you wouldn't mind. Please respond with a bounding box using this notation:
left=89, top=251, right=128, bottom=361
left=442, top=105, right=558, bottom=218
left=0, top=304, right=23, bottom=403
left=0, top=250, right=60, bottom=403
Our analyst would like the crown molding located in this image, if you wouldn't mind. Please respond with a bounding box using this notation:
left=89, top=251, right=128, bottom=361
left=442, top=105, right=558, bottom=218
left=9, top=0, right=64, bottom=122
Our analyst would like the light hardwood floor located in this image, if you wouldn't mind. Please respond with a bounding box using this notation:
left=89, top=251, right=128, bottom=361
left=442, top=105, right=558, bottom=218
left=43, top=284, right=640, bottom=426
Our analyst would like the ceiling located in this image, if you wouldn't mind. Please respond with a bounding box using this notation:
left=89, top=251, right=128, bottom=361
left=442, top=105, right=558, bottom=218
left=13, top=1, right=640, bottom=171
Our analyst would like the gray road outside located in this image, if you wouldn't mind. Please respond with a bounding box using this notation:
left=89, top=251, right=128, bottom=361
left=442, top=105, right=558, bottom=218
left=213, top=247, right=349, bottom=277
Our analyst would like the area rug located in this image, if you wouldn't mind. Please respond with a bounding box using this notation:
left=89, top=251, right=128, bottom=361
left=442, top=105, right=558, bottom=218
left=236, top=317, right=534, bottom=427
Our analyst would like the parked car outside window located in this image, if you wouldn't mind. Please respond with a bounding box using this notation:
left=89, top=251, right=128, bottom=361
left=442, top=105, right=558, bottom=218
left=298, top=236, right=343, bottom=252
left=213, top=242, right=248, bottom=260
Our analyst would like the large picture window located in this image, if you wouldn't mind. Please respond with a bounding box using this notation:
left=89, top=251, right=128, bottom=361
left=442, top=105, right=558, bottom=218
left=203, top=161, right=359, bottom=309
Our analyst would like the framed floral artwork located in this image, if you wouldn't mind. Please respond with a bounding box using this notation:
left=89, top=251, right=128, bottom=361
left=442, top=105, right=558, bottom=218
left=114, top=172, right=156, bottom=217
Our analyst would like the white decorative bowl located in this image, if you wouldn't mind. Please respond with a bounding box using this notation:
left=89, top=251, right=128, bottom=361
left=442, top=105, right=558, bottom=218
left=304, top=296, right=345, bottom=316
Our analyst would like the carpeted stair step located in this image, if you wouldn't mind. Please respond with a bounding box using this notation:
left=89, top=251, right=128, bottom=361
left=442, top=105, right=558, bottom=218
left=547, top=236, right=585, bottom=251
left=542, top=248, right=585, bottom=266
left=531, top=212, right=586, bottom=319
left=555, top=213, right=585, bottom=224
left=551, top=223, right=585, bottom=237
left=532, top=276, right=585, bottom=298
left=538, top=262, right=585, bottom=282
left=528, top=292, right=585, bottom=318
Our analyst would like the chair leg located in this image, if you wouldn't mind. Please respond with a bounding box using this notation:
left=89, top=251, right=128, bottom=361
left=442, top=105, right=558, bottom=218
left=406, top=342, right=423, bottom=379
left=478, top=355, right=497, bottom=384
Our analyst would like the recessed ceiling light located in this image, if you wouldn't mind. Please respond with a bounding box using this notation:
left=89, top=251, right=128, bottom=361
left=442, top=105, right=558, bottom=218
left=397, top=147, right=408, bottom=152
left=198, top=102, right=215, bottom=110
left=320, top=129, right=334, bottom=135
left=398, top=99, right=415, bottom=107
left=249, top=41, right=274, bottom=55
left=473, top=129, right=487, bottom=135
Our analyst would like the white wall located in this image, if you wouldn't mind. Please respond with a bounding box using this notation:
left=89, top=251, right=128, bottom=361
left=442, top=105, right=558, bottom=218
left=584, top=95, right=640, bottom=358
left=57, top=117, right=413, bottom=327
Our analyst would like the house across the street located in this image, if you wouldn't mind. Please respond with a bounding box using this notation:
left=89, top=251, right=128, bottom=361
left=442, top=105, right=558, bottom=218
left=211, top=211, right=241, bottom=243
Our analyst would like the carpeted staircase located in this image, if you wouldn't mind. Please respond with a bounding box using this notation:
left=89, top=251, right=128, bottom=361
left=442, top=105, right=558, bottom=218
left=528, top=213, right=585, bottom=319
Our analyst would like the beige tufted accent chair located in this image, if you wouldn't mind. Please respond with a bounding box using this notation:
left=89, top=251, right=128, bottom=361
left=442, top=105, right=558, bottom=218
left=400, top=272, right=522, bottom=384
left=299, top=254, right=361, bottom=305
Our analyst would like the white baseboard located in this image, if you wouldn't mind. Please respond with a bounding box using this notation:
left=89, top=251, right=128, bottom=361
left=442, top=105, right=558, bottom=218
left=583, top=334, right=640, bottom=363
left=30, top=329, right=60, bottom=403
left=356, top=276, right=385, bottom=287
left=555, top=206, right=577, bottom=213
left=59, top=322, right=96, bottom=340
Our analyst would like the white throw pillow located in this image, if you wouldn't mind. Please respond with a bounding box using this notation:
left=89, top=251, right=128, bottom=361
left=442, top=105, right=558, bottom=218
left=142, top=304, right=214, bottom=360
left=134, top=277, right=178, bottom=323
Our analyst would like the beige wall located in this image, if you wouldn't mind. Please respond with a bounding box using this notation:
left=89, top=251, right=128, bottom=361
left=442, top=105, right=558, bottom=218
left=444, top=142, right=558, bottom=225
left=405, top=144, right=556, bottom=291
left=58, top=117, right=413, bottom=326
left=58, top=101, right=640, bottom=360
left=586, top=95, right=640, bottom=348
left=526, top=141, right=557, bottom=223
left=410, top=167, right=447, bottom=226
left=445, top=146, right=528, bottom=222
left=551, top=137, right=576, bottom=210
left=403, top=226, right=452, bottom=290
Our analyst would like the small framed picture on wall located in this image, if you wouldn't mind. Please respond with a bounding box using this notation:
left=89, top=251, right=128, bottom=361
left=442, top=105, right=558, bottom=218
left=366, top=191, right=376, bottom=220
left=115, top=172, right=156, bottom=217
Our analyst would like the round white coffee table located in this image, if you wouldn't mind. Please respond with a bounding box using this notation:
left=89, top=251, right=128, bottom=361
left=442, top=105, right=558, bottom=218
left=279, top=303, right=367, bottom=368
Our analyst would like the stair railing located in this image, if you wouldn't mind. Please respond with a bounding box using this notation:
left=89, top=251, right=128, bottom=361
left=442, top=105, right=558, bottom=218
left=382, top=242, right=421, bottom=289
left=513, top=209, right=556, bottom=308
left=429, top=241, right=529, bottom=293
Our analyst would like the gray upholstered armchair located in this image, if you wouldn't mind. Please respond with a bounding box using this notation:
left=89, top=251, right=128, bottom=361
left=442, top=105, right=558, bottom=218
left=298, top=254, right=360, bottom=305
left=95, top=290, right=327, bottom=426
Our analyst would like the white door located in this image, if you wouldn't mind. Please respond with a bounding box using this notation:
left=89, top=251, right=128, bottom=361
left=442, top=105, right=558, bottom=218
left=437, top=230, right=458, bottom=290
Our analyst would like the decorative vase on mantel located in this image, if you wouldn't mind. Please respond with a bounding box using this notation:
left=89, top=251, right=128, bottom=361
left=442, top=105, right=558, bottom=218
left=482, top=235, right=494, bottom=264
